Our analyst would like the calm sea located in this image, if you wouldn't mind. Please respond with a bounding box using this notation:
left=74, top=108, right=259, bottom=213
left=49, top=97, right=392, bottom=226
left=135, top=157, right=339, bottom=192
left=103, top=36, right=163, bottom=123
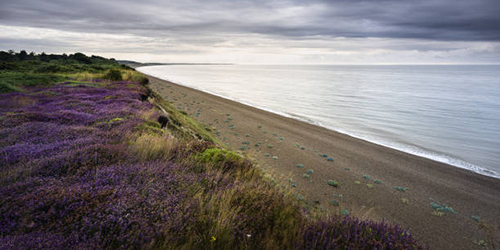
left=138, top=65, right=500, bottom=178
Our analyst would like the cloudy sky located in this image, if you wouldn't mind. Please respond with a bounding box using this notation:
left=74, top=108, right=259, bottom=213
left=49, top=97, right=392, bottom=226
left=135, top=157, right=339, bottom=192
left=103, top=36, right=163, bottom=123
left=1, top=0, right=499, bottom=64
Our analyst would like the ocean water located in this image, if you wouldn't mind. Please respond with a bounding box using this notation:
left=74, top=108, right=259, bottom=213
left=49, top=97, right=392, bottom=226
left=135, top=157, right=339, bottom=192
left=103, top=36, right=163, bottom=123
left=138, top=65, right=500, bottom=178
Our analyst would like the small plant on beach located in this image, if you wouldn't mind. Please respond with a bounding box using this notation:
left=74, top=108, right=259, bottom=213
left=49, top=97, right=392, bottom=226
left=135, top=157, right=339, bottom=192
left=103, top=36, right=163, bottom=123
left=430, top=200, right=457, bottom=214
left=472, top=239, right=488, bottom=247
left=326, top=157, right=334, bottom=161
left=395, top=186, right=409, bottom=192
left=279, top=137, right=284, bottom=140
left=471, top=215, right=481, bottom=222
left=319, top=154, right=328, bottom=157
left=402, top=198, right=410, bottom=204
left=366, top=184, right=373, bottom=189
left=245, top=134, right=250, bottom=137
left=258, top=125, right=262, bottom=129
left=363, top=174, right=371, bottom=180
left=272, top=156, right=279, bottom=160
left=340, top=209, right=350, bottom=216
left=374, top=179, right=382, bottom=184
left=306, top=169, right=314, bottom=174
left=330, top=200, right=339, bottom=206
left=432, top=211, right=445, bottom=217
left=242, top=141, right=249, bottom=144
left=267, top=144, right=274, bottom=148
left=264, top=153, right=270, bottom=157
left=328, top=180, right=339, bottom=187
left=344, top=168, right=350, bottom=171
left=296, top=164, right=304, bottom=168
left=303, top=174, right=310, bottom=179
left=354, top=181, right=361, bottom=185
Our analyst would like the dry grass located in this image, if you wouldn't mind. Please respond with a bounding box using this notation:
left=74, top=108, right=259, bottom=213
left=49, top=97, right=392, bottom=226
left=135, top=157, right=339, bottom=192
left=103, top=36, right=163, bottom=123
left=131, top=134, right=179, bottom=161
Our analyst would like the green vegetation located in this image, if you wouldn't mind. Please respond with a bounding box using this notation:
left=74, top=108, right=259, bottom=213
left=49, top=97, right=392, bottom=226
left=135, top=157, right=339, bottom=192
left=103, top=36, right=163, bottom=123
left=0, top=50, right=149, bottom=93
left=0, top=51, right=427, bottom=249
left=328, top=180, right=339, bottom=187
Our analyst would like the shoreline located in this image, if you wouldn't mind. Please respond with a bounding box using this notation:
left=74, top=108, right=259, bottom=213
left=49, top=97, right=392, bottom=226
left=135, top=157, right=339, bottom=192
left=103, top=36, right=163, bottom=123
left=145, top=73, right=500, bottom=249
left=137, top=66, right=499, bottom=179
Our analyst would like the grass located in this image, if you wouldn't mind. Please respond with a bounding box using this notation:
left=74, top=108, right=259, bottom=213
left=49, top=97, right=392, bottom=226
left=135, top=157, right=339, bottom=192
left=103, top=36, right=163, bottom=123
left=0, top=51, right=427, bottom=249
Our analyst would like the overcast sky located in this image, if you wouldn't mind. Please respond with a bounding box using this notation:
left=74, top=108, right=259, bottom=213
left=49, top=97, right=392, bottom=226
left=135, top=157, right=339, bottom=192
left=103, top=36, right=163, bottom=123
left=1, top=0, right=499, bottom=64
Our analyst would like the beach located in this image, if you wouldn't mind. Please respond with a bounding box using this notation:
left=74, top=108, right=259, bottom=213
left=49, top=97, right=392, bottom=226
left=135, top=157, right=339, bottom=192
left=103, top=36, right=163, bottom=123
left=146, top=74, right=500, bottom=249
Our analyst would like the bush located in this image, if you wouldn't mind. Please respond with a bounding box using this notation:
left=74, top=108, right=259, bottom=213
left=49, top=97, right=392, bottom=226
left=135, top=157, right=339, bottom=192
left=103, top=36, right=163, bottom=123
left=0, top=82, right=23, bottom=93
left=300, top=217, right=427, bottom=249
left=102, top=69, right=123, bottom=81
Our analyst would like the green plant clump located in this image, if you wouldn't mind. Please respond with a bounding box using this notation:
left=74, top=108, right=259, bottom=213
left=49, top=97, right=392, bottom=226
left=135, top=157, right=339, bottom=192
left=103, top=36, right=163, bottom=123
left=328, top=180, right=339, bottom=187
left=102, top=68, right=123, bottom=81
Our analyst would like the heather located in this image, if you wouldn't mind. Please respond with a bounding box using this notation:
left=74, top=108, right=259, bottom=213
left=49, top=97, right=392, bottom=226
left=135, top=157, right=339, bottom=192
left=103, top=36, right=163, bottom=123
left=0, top=54, right=427, bottom=249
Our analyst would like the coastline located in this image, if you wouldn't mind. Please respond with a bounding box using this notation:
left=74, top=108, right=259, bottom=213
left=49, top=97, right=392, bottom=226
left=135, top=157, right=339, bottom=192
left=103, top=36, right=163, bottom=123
left=145, top=74, right=500, bottom=249
left=137, top=66, right=499, bottom=179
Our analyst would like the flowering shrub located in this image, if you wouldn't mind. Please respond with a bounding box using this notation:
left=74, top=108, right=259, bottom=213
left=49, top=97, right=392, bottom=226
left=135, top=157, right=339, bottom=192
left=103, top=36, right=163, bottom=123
left=300, top=217, right=427, bottom=249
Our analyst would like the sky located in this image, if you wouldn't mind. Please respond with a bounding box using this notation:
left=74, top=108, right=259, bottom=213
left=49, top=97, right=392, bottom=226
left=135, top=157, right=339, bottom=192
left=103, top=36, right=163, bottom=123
left=1, top=0, right=500, bottom=64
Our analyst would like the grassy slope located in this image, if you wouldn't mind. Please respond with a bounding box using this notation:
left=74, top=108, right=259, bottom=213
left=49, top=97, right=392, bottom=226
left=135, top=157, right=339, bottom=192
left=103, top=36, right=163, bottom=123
left=0, top=52, right=426, bottom=249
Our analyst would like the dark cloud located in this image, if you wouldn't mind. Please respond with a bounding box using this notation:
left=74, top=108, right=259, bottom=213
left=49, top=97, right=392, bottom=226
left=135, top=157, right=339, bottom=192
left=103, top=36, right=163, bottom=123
left=0, top=0, right=499, bottom=41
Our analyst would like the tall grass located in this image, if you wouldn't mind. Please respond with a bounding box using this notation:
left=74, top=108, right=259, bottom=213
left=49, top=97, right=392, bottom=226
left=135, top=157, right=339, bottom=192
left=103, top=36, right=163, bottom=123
left=131, top=134, right=178, bottom=161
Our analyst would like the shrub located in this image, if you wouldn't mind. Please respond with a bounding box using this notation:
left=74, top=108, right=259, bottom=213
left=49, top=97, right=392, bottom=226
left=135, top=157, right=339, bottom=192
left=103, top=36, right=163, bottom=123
left=102, top=69, right=123, bottom=81
left=198, top=148, right=250, bottom=173
left=300, top=216, right=427, bottom=249
left=0, top=82, right=23, bottom=93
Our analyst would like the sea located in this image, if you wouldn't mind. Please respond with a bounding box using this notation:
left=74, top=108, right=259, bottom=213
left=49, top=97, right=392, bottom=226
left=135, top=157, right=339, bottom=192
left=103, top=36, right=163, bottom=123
left=138, top=64, right=500, bottom=179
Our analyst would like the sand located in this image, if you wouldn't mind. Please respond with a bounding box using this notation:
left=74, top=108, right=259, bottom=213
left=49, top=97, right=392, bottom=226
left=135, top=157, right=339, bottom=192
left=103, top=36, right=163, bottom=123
left=146, top=74, right=500, bottom=249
